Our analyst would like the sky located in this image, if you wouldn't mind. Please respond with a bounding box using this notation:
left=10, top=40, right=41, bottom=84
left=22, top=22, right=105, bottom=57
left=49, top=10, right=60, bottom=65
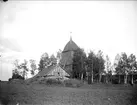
left=0, top=1, right=137, bottom=80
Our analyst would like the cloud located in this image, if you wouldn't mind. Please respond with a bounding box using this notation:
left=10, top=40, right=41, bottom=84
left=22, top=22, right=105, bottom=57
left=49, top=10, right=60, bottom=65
left=0, top=37, right=22, bottom=52
left=0, top=45, right=11, bottom=53
left=0, top=1, right=29, bottom=54
left=0, top=36, right=22, bottom=63
left=0, top=1, right=28, bottom=23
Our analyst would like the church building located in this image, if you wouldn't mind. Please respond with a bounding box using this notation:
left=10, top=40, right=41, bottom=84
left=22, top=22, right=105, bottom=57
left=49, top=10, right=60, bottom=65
left=30, top=37, right=79, bottom=81
left=60, top=37, right=79, bottom=77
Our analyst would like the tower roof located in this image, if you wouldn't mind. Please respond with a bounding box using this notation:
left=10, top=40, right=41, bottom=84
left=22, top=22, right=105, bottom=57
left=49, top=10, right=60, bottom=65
left=60, top=37, right=79, bottom=66
left=63, top=37, right=79, bottom=52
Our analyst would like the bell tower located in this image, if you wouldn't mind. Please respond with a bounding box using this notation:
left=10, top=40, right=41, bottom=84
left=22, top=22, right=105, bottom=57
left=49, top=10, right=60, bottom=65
left=60, top=32, right=79, bottom=76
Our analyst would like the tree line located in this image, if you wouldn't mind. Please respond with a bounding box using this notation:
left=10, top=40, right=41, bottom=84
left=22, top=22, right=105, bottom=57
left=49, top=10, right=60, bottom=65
left=72, top=48, right=137, bottom=84
left=11, top=50, right=61, bottom=80
left=72, top=48, right=105, bottom=83
left=11, top=48, right=137, bottom=85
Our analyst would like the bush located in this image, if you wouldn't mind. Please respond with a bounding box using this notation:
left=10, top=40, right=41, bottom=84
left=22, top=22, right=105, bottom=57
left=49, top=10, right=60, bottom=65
left=64, top=80, right=73, bottom=87
left=8, top=78, right=12, bottom=81
left=46, top=79, right=62, bottom=85
left=0, top=96, right=11, bottom=105
left=64, top=79, right=83, bottom=87
left=39, top=78, right=62, bottom=85
left=39, top=78, right=48, bottom=84
left=12, top=73, right=24, bottom=80
left=111, top=76, right=119, bottom=84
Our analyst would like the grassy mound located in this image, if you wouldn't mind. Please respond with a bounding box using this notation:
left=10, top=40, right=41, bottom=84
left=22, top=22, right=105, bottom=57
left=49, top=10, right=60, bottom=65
left=39, top=78, right=84, bottom=88
left=26, top=76, right=84, bottom=88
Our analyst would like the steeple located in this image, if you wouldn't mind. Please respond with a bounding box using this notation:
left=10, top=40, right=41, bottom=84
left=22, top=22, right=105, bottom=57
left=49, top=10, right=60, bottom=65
left=70, top=36, right=72, bottom=42
left=63, top=31, right=79, bottom=52
left=70, top=32, right=72, bottom=42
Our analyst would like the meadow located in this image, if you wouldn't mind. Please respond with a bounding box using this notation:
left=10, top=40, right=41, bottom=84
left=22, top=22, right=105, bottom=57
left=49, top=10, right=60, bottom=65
left=0, top=81, right=137, bottom=105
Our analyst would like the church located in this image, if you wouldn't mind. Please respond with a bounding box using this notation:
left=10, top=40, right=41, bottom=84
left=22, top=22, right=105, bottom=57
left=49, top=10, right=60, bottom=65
left=59, top=37, right=79, bottom=77
left=32, top=37, right=79, bottom=81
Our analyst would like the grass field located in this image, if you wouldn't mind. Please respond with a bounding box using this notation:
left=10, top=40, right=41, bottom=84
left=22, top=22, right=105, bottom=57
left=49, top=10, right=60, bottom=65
left=0, top=81, right=137, bottom=105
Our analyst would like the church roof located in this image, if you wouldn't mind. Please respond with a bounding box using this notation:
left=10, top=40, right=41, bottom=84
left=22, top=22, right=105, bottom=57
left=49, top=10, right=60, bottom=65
left=63, top=37, right=79, bottom=53
left=60, top=37, right=79, bottom=66
left=35, top=64, right=69, bottom=77
left=60, top=51, right=73, bottom=66
left=36, top=65, right=56, bottom=77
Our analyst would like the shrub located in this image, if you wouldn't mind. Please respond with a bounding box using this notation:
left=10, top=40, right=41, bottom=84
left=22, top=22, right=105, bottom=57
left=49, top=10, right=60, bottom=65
left=12, top=73, right=24, bottom=80
left=64, top=80, right=73, bottom=87
left=0, top=96, right=11, bottom=105
left=39, top=78, right=62, bottom=85
left=64, top=79, right=83, bottom=87
left=8, top=78, right=12, bottom=81
left=111, top=76, right=119, bottom=84
left=39, top=78, right=47, bottom=84
left=46, top=79, right=62, bottom=85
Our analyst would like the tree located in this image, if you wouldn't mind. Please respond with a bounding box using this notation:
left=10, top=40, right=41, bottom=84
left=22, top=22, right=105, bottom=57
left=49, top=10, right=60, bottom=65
left=12, top=59, right=20, bottom=75
left=20, top=59, right=29, bottom=79
left=127, top=54, right=137, bottom=84
left=105, top=55, right=112, bottom=83
left=115, top=59, right=123, bottom=84
left=12, top=59, right=29, bottom=79
left=38, top=52, right=50, bottom=71
left=114, top=54, right=122, bottom=84
left=72, top=48, right=87, bottom=80
left=114, top=54, right=121, bottom=68
left=30, top=59, right=37, bottom=76
left=91, top=55, right=99, bottom=82
left=56, top=49, right=62, bottom=64
left=87, top=51, right=96, bottom=83
left=107, top=69, right=113, bottom=83
left=115, top=52, right=128, bottom=84
left=49, top=54, right=57, bottom=66
left=121, top=52, right=129, bottom=84
left=12, top=59, right=24, bottom=79
left=12, top=73, right=24, bottom=80
left=96, top=50, right=105, bottom=82
left=38, top=59, right=44, bottom=71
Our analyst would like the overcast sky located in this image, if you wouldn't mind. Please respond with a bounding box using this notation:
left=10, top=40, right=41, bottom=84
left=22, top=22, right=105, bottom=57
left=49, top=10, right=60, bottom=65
left=0, top=1, right=137, bottom=80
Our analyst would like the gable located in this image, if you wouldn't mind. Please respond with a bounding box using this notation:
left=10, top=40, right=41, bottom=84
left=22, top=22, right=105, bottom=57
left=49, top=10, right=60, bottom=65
left=47, top=65, right=70, bottom=77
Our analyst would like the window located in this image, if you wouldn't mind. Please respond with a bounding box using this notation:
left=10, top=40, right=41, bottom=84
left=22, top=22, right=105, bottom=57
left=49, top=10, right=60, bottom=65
left=58, top=72, right=60, bottom=76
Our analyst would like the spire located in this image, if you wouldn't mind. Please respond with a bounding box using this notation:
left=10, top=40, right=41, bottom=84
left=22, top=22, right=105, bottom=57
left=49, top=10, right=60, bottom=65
left=70, top=32, right=72, bottom=42
left=70, top=36, right=72, bottom=41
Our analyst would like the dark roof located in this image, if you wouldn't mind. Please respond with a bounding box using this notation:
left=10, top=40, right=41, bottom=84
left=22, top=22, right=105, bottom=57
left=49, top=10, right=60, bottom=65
left=63, top=38, right=79, bottom=52
left=36, top=65, right=56, bottom=77
left=26, top=65, right=69, bottom=82
left=60, top=37, right=79, bottom=66
left=60, top=51, right=73, bottom=66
